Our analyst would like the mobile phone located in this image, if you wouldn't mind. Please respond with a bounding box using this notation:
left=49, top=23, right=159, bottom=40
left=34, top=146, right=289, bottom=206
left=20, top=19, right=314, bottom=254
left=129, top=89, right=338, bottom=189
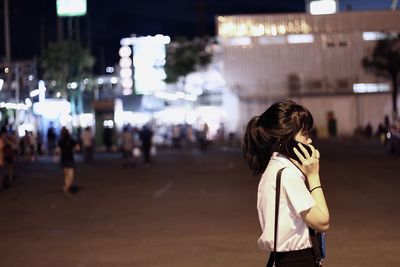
left=280, top=140, right=313, bottom=163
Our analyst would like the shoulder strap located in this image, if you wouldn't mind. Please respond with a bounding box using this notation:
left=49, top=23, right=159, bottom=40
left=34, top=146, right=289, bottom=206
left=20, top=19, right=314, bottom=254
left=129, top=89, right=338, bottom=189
left=273, top=167, right=285, bottom=264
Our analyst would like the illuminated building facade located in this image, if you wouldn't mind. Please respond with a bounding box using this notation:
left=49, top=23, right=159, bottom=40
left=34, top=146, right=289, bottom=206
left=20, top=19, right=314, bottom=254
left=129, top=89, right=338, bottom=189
left=217, top=10, right=400, bottom=136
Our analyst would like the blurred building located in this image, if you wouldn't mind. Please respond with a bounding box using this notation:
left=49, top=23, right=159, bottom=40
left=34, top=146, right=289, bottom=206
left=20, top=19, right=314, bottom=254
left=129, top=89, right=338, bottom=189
left=217, top=10, right=400, bottom=137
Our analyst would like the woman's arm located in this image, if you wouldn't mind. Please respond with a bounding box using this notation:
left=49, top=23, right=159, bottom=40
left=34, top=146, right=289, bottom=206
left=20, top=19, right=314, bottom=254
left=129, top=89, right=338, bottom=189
left=294, top=144, right=330, bottom=232
left=301, top=173, right=330, bottom=232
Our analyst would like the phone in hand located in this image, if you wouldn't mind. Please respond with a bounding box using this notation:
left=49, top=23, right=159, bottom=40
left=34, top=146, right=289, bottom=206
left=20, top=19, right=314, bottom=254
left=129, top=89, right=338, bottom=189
left=280, top=140, right=313, bottom=163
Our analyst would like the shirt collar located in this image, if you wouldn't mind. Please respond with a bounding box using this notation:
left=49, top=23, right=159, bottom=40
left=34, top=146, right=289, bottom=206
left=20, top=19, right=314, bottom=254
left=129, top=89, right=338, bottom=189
left=271, top=152, right=305, bottom=178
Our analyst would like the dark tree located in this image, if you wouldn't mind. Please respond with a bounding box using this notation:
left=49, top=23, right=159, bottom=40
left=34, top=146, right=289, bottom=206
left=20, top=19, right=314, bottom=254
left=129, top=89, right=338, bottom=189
left=40, top=41, right=95, bottom=98
left=164, top=37, right=212, bottom=84
left=362, top=35, right=400, bottom=118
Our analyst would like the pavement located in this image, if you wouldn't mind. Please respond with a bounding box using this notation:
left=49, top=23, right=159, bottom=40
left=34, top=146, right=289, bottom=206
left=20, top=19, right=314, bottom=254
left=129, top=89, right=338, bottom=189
left=0, top=139, right=399, bottom=267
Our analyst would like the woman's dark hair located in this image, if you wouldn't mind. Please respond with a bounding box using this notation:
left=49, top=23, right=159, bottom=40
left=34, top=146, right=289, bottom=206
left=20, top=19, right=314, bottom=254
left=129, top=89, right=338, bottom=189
left=242, top=100, right=313, bottom=176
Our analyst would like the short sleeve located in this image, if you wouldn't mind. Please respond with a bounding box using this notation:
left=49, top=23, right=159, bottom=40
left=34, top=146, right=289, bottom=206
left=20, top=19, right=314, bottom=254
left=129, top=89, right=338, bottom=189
left=282, top=168, right=315, bottom=215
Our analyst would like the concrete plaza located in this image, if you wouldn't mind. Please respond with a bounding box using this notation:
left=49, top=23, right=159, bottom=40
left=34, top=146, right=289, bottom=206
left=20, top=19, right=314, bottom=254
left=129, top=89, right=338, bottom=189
left=0, top=139, right=399, bottom=267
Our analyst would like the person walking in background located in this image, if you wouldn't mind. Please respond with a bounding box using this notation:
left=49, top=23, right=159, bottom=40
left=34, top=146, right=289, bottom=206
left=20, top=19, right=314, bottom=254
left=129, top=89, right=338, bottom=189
left=140, top=124, right=154, bottom=164
left=58, top=127, right=77, bottom=196
left=81, top=126, right=94, bottom=163
left=103, top=126, right=113, bottom=152
left=327, top=111, right=337, bottom=138
left=2, top=129, right=15, bottom=187
left=121, top=126, right=135, bottom=168
left=36, top=130, right=44, bottom=156
left=0, top=130, right=4, bottom=189
left=242, top=100, right=330, bottom=267
left=47, top=124, right=57, bottom=156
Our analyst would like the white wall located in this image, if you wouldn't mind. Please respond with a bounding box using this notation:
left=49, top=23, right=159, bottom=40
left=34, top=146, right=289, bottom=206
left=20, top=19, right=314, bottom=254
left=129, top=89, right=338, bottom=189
left=237, top=92, right=397, bottom=138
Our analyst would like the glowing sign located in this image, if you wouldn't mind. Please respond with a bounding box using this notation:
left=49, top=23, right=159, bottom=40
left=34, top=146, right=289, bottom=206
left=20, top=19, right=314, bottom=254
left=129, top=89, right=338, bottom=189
left=57, top=0, right=87, bottom=17
left=353, top=83, right=390, bottom=93
left=309, top=0, right=337, bottom=15
left=217, top=17, right=311, bottom=38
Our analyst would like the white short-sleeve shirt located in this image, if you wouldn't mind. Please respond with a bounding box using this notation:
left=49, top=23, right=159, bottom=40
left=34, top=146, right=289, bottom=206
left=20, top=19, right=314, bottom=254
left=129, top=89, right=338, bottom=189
left=257, top=152, right=316, bottom=252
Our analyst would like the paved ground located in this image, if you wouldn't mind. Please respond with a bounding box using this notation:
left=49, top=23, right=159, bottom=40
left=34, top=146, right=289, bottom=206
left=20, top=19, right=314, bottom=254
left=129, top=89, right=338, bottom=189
left=0, top=139, right=399, bottom=267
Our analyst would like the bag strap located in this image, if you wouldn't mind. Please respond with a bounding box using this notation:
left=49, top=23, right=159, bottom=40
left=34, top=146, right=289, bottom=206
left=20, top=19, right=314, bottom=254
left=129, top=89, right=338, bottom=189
left=273, top=167, right=285, bottom=265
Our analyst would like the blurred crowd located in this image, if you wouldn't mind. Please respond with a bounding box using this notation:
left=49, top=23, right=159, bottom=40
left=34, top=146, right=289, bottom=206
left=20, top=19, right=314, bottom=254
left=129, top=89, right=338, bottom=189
left=0, top=122, right=240, bottom=193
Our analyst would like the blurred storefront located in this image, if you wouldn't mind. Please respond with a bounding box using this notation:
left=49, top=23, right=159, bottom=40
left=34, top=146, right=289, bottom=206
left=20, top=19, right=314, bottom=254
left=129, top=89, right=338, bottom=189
left=217, top=8, right=400, bottom=137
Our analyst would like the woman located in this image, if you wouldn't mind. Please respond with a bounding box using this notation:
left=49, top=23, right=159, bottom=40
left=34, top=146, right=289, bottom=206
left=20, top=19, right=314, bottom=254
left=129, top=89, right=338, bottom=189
left=242, top=100, right=330, bottom=267
left=58, top=127, right=77, bottom=195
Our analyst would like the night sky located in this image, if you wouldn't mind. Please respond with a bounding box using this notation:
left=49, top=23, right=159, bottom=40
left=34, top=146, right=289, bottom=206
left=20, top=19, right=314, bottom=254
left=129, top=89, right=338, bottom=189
left=0, top=0, right=396, bottom=73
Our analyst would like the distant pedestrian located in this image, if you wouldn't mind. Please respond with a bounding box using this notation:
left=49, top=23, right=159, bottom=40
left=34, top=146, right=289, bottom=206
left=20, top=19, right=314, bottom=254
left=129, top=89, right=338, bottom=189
left=58, top=127, right=77, bottom=195
left=47, top=125, right=57, bottom=156
left=36, top=131, right=44, bottom=155
left=81, top=126, right=94, bottom=163
left=2, top=130, right=15, bottom=187
left=0, top=130, right=4, bottom=189
left=103, top=126, right=113, bottom=152
left=198, top=123, right=209, bottom=150
left=364, top=122, right=373, bottom=139
left=121, top=126, right=135, bottom=168
left=242, top=100, right=330, bottom=267
left=140, top=124, right=154, bottom=164
left=327, top=111, right=337, bottom=138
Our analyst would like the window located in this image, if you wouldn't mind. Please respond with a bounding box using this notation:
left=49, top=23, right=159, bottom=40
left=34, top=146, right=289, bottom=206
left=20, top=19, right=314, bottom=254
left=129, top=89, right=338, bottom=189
left=362, top=32, right=397, bottom=41
left=287, top=34, right=314, bottom=44
left=259, top=36, right=286, bottom=45
left=353, top=83, right=390, bottom=93
left=326, top=42, right=335, bottom=47
left=226, top=37, right=252, bottom=46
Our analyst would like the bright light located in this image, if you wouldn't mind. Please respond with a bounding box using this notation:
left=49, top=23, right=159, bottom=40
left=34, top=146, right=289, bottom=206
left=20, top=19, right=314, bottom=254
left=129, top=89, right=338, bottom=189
left=353, top=83, right=390, bottom=93
left=185, top=110, right=198, bottom=125
left=97, top=78, right=104, bottom=85
left=4, top=68, right=9, bottom=74
left=154, top=91, right=179, bottom=101
left=0, top=79, right=3, bottom=91
left=122, top=78, right=133, bottom=89
left=59, top=114, right=73, bottom=126
left=226, top=37, right=252, bottom=46
left=184, top=94, right=198, bottom=101
left=30, top=80, right=47, bottom=102
left=287, top=34, right=314, bottom=44
left=57, top=0, right=87, bottom=17
left=123, top=88, right=133, bottom=95
left=79, top=113, right=94, bottom=128
left=362, top=32, right=395, bottom=41
left=103, top=120, right=114, bottom=128
left=111, top=77, right=118, bottom=84
left=25, top=98, right=32, bottom=107
left=56, top=92, right=62, bottom=98
left=120, top=68, right=133, bottom=78
left=259, top=36, right=286, bottom=45
left=0, top=102, right=29, bottom=110
left=33, top=99, right=71, bottom=119
left=309, top=0, right=337, bottom=15
left=28, top=75, right=34, bottom=81
left=17, top=123, right=34, bottom=137
left=119, top=58, right=132, bottom=68
left=106, top=66, right=114, bottom=73
left=154, top=107, right=187, bottom=124
left=5, top=103, right=17, bottom=109
left=68, top=82, right=78, bottom=89
left=119, top=46, right=132, bottom=57
left=115, top=111, right=152, bottom=127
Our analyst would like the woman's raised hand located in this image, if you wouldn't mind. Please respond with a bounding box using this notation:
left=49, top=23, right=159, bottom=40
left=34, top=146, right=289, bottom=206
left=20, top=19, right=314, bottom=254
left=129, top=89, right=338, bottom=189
left=293, top=143, right=320, bottom=177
